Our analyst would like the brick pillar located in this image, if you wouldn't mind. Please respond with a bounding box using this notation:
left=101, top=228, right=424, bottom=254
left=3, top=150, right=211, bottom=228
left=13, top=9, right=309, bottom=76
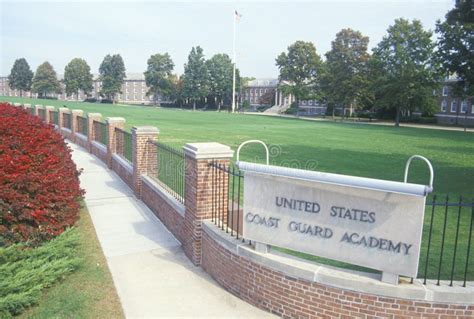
left=58, top=107, right=69, bottom=129
left=45, top=106, right=55, bottom=124
left=24, top=104, right=32, bottom=113
left=182, top=143, right=234, bottom=265
left=87, top=113, right=102, bottom=153
left=71, top=109, right=84, bottom=142
left=105, top=117, right=126, bottom=168
left=34, top=104, right=42, bottom=116
left=132, top=126, right=159, bottom=197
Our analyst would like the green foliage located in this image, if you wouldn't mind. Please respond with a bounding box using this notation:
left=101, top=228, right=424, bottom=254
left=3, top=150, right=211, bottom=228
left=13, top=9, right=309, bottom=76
left=64, top=58, right=93, bottom=97
left=276, top=41, right=323, bottom=104
left=371, top=18, right=440, bottom=126
left=206, top=53, right=241, bottom=111
left=99, top=54, right=126, bottom=102
left=8, top=58, right=33, bottom=96
left=436, top=0, right=474, bottom=96
left=0, top=229, right=81, bottom=318
left=182, top=46, right=209, bottom=110
left=322, top=28, right=371, bottom=115
left=31, top=62, right=61, bottom=98
left=144, top=53, right=175, bottom=104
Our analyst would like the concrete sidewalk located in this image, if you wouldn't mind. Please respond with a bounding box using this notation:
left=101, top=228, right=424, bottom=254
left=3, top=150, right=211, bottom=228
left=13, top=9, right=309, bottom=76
left=69, top=142, right=274, bottom=318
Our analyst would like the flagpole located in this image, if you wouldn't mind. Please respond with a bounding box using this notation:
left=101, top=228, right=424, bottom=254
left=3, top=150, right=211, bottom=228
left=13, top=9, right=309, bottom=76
left=232, top=9, right=237, bottom=113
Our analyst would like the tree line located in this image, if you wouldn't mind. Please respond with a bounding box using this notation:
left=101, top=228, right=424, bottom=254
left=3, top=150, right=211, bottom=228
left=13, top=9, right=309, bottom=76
left=276, top=1, right=472, bottom=126
left=7, top=46, right=242, bottom=112
left=7, top=1, right=472, bottom=124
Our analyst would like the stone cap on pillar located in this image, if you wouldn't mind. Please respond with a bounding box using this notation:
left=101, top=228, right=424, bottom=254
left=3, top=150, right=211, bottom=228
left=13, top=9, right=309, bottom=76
left=45, top=105, right=55, bottom=110
left=132, top=126, right=159, bottom=134
left=13, top=103, right=21, bottom=107
left=35, top=104, right=42, bottom=108
left=71, top=109, right=84, bottom=115
left=24, top=104, right=31, bottom=107
left=58, top=107, right=70, bottom=113
left=87, top=112, right=102, bottom=119
left=183, top=142, right=234, bottom=159
left=106, top=117, right=126, bottom=124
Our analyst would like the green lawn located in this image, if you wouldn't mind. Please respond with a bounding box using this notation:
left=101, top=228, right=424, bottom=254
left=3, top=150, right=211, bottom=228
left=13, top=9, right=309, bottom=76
left=17, top=206, right=124, bottom=319
left=4, top=96, right=473, bottom=196
left=3, top=96, right=473, bottom=280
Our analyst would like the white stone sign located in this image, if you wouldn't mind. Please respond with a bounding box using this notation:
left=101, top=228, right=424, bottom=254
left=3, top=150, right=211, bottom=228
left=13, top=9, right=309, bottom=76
left=239, top=162, right=430, bottom=278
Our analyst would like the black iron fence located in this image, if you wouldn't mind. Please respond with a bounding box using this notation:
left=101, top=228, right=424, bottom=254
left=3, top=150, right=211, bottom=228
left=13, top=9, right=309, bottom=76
left=28, top=107, right=35, bottom=116
left=51, top=110, right=59, bottom=125
left=148, top=141, right=185, bottom=203
left=115, top=127, right=132, bottom=163
left=93, top=120, right=108, bottom=146
left=420, top=195, right=473, bottom=287
left=38, top=108, right=46, bottom=121
left=77, top=116, right=88, bottom=136
left=209, top=161, right=245, bottom=240
left=63, top=112, right=72, bottom=129
left=208, top=163, right=473, bottom=286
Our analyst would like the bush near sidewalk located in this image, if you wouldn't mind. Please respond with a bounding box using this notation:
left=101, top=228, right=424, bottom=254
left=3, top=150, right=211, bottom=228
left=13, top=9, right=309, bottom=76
left=0, top=229, right=81, bottom=318
left=0, top=103, right=84, bottom=246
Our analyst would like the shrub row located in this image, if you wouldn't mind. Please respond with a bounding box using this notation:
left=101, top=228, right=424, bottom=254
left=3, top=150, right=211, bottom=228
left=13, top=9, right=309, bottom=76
left=0, top=103, right=84, bottom=246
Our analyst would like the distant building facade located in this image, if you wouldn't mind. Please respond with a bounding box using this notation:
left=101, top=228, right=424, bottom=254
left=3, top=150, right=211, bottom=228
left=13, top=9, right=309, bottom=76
left=242, top=78, right=326, bottom=115
left=0, top=73, right=158, bottom=105
left=436, top=78, right=473, bottom=126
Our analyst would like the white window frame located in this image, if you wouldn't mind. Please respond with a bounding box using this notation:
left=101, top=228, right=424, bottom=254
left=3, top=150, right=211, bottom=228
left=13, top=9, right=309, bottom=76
left=460, top=100, right=467, bottom=113
left=442, top=86, right=448, bottom=96
left=451, top=100, right=457, bottom=113
left=441, top=100, right=447, bottom=112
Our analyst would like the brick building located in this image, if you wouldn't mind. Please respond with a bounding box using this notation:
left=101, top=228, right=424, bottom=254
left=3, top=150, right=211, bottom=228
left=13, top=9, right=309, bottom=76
left=0, top=73, right=159, bottom=105
left=436, top=77, right=473, bottom=126
left=242, top=78, right=326, bottom=115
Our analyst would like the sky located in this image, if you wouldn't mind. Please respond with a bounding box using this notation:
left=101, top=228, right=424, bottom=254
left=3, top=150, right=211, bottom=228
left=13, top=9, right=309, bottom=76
left=0, top=0, right=454, bottom=78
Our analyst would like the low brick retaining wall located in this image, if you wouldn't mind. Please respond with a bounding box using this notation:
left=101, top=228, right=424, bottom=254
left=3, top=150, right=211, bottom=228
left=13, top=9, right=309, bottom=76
left=91, top=141, right=107, bottom=163
left=141, top=176, right=185, bottom=243
left=201, top=222, right=473, bottom=318
left=111, top=154, right=133, bottom=189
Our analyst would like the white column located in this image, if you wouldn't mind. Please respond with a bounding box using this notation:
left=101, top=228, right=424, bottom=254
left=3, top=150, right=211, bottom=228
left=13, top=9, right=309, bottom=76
left=274, top=90, right=278, bottom=106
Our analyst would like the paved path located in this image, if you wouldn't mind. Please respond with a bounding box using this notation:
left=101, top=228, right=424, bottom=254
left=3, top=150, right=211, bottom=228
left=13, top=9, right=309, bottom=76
left=244, top=112, right=474, bottom=132
left=70, top=143, right=274, bottom=318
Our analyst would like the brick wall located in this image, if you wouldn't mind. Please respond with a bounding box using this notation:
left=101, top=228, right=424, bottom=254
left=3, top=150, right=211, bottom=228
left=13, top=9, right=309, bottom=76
left=141, top=179, right=184, bottom=243
left=201, top=230, right=473, bottom=319
left=111, top=155, right=134, bottom=189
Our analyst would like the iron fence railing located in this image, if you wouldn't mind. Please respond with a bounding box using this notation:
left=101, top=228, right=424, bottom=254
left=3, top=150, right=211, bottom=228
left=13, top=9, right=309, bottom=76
left=209, top=161, right=245, bottom=240
left=63, top=112, right=72, bottom=129
left=77, top=115, right=88, bottom=136
left=420, top=195, right=473, bottom=287
left=28, top=107, right=35, bottom=116
left=115, top=127, right=132, bottom=163
left=208, top=163, right=473, bottom=286
left=93, top=120, right=108, bottom=146
left=148, top=140, right=185, bottom=203
left=51, top=110, right=59, bottom=125
left=38, top=108, right=46, bottom=120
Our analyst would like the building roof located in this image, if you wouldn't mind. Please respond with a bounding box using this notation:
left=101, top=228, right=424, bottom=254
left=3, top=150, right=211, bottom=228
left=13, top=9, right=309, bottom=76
left=247, top=78, right=278, bottom=87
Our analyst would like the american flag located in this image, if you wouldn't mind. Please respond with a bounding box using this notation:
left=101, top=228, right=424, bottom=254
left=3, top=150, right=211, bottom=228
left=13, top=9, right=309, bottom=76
left=235, top=10, right=242, bottom=21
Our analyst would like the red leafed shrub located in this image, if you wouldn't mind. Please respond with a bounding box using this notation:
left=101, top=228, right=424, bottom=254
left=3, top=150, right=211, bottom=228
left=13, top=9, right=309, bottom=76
left=0, top=103, right=84, bottom=246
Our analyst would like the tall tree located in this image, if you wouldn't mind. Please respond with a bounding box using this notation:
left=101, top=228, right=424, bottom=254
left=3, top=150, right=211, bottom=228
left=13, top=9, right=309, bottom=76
left=371, top=19, right=439, bottom=126
left=206, top=53, right=235, bottom=111
left=436, top=0, right=474, bottom=96
left=182, top=46, right=209, bottom=111
left=144, top=53, right=175, bottom=105
left=99, top=54, right=126, bottom=103
left=275, top=41, right=323, bottom=109
left=8, top=58, right=34, bottom=97
left=31, top=61, right=61, bottom=98
left=322, top=29, right=371, bottom=118
left=64, top=58, right=93, bottom=98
